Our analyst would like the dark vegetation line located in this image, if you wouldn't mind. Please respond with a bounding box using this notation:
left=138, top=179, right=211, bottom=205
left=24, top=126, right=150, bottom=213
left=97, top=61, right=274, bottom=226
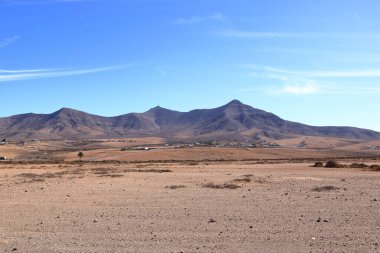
left=1, top=156, right=380, bottom=165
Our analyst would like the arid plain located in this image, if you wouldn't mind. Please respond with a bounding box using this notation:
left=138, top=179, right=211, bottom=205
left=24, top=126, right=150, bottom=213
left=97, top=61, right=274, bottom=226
left=0, top=138, right=380, bottom=252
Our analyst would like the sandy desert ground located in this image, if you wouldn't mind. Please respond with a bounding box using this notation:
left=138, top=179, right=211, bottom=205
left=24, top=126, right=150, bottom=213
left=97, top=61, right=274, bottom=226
left=0, top=160, right=379, bottom=253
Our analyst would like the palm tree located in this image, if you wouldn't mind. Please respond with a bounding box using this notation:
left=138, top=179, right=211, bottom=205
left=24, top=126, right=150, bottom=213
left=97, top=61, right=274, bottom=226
left=78, top=151, right=84, bottom=161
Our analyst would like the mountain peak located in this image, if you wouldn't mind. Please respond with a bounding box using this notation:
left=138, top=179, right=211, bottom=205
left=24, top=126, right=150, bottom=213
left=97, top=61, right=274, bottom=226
left=51, top=107, right=84, bottom=117
left=151, top=106, right=164, bottom=110
left=225, top=99, right=244, bottom=106
left=54, top=107, right=75, bottom=114
left=146, top=105, right=175, bottom=114
left=146, top=106, right=163, bottom=112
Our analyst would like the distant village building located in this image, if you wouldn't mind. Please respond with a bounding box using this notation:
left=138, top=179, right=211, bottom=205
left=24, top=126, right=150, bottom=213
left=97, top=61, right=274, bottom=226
left=0, top=156, right=6, bottom=160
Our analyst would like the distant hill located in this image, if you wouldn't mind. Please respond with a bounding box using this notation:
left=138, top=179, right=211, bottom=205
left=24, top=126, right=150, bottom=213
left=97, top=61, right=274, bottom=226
left=1, top=100, right=379, bottom=141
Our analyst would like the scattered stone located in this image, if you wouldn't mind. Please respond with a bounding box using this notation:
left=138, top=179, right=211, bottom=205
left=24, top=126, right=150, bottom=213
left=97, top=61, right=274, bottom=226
left=208, top=218, right=216, bottom=223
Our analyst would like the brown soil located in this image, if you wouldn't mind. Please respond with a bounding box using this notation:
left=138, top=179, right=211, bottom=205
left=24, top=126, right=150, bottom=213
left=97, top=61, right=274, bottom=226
left=0, top=161, right=379, bottom=252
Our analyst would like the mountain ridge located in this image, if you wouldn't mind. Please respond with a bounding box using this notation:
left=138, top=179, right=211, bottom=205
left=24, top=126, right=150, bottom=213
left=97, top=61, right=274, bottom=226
left=1, top=100, right=379, bottom=141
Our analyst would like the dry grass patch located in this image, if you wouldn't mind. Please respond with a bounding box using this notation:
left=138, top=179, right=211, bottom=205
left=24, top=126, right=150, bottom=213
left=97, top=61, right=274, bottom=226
left=349, top=163, right=368, bottom=168
left=233, top=178, right=251, bottom=183
left=165, top=185, right=186, bottom=189
left=253, top=177, right=269, bottom=184
left=98, top=174, right=124, bottom=178
left=186, top=162, right=199, bottom=166
left=312, top=186, right=340, bottom=192
left=203, top=182, right=241, bottom=189
left=124, top=168, right=172, bottom=173
left=17, top=168, right=86, bottom=182
left=91, top=167, right=118, bottom=175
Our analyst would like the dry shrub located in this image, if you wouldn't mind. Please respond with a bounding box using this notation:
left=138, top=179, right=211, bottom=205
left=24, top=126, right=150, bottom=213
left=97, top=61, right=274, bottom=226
left=325, top=160, right=342, bottom=168
left=136, top=164, right=149, bottom=168
left=349, top=163, right=368, bottom=168
left=70, top=168, right=86, bottom=175
left=18, top=171, right=66, bottom=179
left=124, top=169, right=172, bottom=173
left=203, top=182, right=241, bottom=189
left=98, top=174, right=124, bottom=178
left=253, top=178, right=268, bottom=184
left=233, top=178, right=251, bottom=183
left=165, top=185, right=186, bottom=189
left=91, top=167, right=118, bottom=175
left=17, top=171, right=70, bottom=183
left=312, top=161, right=324, bottom=167
left=312, top=186, right=340, bottom=192
left=17, top=167, right=86, bottom=182
left=369, top=165, right=380, bottom=171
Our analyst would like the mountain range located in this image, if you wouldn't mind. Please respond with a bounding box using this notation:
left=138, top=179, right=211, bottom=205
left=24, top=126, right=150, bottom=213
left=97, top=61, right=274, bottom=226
left=1, top=100, right=379, bottom=141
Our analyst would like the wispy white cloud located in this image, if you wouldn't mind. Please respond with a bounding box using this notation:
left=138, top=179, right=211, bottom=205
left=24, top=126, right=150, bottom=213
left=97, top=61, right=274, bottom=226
left=281, top=83, right=318, bottom=95
left=242, top=65, right=380, bottom=96
left=217, top=29, right=380, bottom=39
left=175, top=13, right=226, bottom=25
left=4, top=0, right=103, bottom=4
left=0, top=65, right=128, bottom=82
left=245, top=65, right=380, bottom=78
left=218, top=30, right=305, bottom=38
left=0, top=36, right=20, bottom=49
left=0, top=69, right=54, bottom=74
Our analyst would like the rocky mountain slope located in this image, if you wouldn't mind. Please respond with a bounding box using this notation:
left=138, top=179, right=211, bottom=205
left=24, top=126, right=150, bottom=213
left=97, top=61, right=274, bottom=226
left=1, top=100, right=379, bottom=141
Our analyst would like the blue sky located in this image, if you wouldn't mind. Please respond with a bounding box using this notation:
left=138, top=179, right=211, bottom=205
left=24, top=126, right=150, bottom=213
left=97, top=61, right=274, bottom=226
left=1, top=0, right=380, bottom=131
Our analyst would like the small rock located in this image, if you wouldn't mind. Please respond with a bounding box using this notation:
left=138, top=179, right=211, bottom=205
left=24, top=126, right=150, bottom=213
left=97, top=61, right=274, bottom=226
left=208, top=218, right=216, bottom=223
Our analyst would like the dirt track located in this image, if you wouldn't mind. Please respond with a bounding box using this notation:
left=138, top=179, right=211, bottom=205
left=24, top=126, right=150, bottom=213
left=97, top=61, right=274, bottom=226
left=0, top=162, right=379, bottom=252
